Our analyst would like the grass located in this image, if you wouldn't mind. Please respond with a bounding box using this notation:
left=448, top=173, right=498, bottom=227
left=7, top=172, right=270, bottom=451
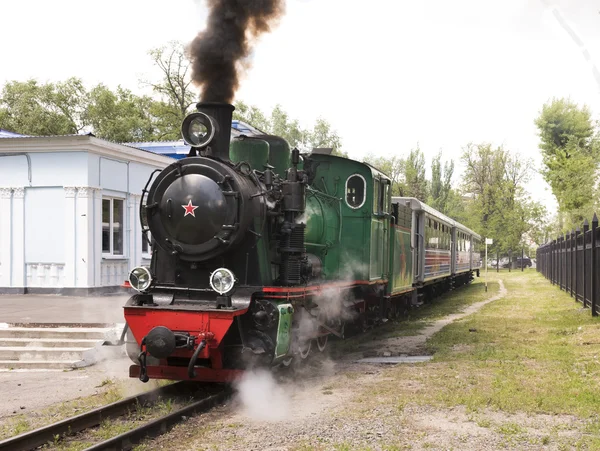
left=353, top=270, right=600, bottom=448
left=9, top=417, right=30, bottom=436
left=424, top=272, right=600, bottom=417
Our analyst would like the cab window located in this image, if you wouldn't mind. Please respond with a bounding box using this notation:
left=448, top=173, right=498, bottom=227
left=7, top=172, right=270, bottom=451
left=374, top=180, right=387, bottom=214
left=382, top=182, right=389, bottom=213
left=346, top=174, right=366, bottom=209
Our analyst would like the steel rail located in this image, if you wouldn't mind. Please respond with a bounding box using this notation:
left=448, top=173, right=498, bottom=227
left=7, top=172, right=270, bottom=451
left=0, top=382, right=188, bottom=451
left=84, top=389, right=230, bottom=451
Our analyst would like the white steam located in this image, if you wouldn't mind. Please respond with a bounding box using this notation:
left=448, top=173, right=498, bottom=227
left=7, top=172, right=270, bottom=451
left=234, top=369, right=290, bottom=422
left=303, top=257, right=370, bottom=337
left=295, top=212, right=307, bottom=224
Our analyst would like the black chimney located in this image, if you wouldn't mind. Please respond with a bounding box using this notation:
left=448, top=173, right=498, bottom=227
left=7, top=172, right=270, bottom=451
left=195, top=102, right=234, bottom=161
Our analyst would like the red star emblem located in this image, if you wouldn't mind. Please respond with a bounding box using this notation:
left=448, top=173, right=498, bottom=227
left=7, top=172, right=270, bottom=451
left=182, top=200, right=199, bottom=217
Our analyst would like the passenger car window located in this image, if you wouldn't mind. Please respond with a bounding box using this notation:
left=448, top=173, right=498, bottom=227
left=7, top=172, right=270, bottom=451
left=346, top=174, right=366, bottom=209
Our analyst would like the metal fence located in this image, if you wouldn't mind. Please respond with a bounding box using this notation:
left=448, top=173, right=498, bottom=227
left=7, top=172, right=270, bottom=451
left=536, top=214, right=599, bottom=317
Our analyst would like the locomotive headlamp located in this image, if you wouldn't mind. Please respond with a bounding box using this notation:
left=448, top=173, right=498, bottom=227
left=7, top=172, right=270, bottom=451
left=129, top=266, right=153, bottom=293
left=209, top=268, right=236, bottom=295
left=181, top=112, right=216, bottom=147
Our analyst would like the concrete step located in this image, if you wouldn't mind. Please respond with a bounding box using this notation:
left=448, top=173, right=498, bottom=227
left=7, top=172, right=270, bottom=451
left=0, top=338, right=102, bottom=348
left=0, top=360, right=84, bottom=370
left=0, top=327, right=112, bottom=340
left=0, top=347, right=96, bottom=361
left=0, top=324, right=126, bottom=370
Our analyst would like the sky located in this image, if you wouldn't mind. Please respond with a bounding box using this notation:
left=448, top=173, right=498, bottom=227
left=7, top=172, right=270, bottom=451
left=1, top=0, right=600, bottom=215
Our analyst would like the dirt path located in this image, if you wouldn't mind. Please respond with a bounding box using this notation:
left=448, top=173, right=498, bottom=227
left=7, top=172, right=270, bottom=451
left=149, top=280, right=514, bottom=451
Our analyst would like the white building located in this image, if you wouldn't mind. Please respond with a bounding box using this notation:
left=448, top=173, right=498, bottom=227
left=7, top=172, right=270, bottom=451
left=0, top=132, right=173, bottom=294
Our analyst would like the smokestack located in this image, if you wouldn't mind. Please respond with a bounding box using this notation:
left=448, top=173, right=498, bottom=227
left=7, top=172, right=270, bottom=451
left=189, top=0, right=285, bottom=103
left=196, top=102, right=235, bottom=161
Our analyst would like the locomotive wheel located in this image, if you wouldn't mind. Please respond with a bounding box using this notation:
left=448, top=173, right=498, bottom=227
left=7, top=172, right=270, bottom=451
left=299, top=340, right=312, bottom=359
left=316, top=334, right=328, bottom=352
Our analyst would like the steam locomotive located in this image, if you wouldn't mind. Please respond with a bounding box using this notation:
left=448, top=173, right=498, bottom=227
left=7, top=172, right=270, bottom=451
left=123, top=102, right=482, bottom=383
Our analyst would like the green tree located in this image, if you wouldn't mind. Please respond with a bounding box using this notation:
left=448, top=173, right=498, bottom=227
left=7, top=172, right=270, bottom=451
left=141, top=41, right=198, bottom=140
left=428, top=151, right=454, bottom=214
left=308, top=117, right=344, bottom=157
left=444, top=189, right=472, bottom=227
left=269, top=104, right=307, bottom=149
left=0, top=79, right=161, bottom=142
left=461, top=142, right=536, bottom=254
left=232, top=101, right=344, bottom=156
left=86, top=85, right=157, bottom=142
left=0, top=78, right=88, bottom=136
left=526, top=203, right=553, bottom=246
left=534, top=98, right=599, bottom=225
left=233, top=100, right=270, bottom=132
left=401, top=146, right=428, bottom=201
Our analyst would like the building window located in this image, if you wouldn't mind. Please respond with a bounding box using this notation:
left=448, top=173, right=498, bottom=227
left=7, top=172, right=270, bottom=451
left=345, top=174, right=366, bottom=209
left=102, top=198, right=124, bottom=256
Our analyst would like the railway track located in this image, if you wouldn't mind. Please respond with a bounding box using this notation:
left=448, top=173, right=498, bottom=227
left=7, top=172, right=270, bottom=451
left=0, top=382, right=230, bottom=451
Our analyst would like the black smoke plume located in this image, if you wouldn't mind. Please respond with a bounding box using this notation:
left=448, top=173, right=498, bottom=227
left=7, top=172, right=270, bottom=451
left=189, top=0, right=286, bottom=103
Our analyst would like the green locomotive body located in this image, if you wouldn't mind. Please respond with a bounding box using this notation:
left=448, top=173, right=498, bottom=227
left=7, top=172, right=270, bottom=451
left=123, top=103, right=480, bottom=383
